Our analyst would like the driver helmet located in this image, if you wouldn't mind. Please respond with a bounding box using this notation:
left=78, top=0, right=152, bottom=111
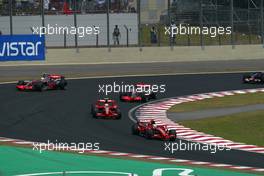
left=41, top=73, right=49, bottom=80
left=42, top=73, right=49, bottom=78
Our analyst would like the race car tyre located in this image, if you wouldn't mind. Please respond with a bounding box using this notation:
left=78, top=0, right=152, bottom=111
left=169, top=136, right=176, bottom=141
left=169, top=130, right=177, bottom=141
left=261, top=76, right=264, bottom=83
left=33, top=82, right=43, bottom=91
left=56, top=78, right=66, bottom=90
left=119, top=94, right=125, bottom=102
left=90, top=105, right=95, bottom=114
left=92, top=110, right=98, bottom=118
left=141, top=96, right=147, bottom=103
left=150, top=93, right=157, bottom=100
left=116, top=109, right=122, bottom=119
left=90, top=105, right=98, bottom=118
left=58, top=79, right=67, bottom=90
left=132, top=124, right=139, bottom=135
left=41, top=83, right=48, bottom=91
left=145, top=129, right=154, bottom=139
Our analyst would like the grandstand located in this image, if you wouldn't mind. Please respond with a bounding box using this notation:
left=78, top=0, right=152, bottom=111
left=0, top=0, right=134, bottom=15
left=158, top=0, right=264, bottom=36
left=160, top=0, right=263, bottom=25
left=139, top=0, right=168, bottom=24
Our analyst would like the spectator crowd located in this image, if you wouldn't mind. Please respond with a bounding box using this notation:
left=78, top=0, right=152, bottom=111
left=0, top=0, right=136, bottom=15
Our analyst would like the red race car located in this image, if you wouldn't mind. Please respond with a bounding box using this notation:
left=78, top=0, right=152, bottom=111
left=91, top=98, right=122, bottom=119
left=120, top=83, right=157, bottom=102
left=16, top=73, right=67, bottom=91
left=132, top=120, right=177, bottom=141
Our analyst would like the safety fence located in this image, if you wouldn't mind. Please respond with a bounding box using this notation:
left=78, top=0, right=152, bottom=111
left=0, top=0, right=264, bottom=49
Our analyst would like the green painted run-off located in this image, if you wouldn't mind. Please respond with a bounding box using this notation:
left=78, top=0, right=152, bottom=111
left=0, top=145, right=259, bottom=176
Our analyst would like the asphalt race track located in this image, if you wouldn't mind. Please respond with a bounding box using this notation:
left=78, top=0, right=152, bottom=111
left=0, top=73, right=263, bottom=168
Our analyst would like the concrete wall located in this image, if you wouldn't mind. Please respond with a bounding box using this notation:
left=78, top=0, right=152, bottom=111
left=0, top=13, right=138, bottom=47
left=44, top=45, right=264, bottom=64
left=1, top=45, right=263, bottom=66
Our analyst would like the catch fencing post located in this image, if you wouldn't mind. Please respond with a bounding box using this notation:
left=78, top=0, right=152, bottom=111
left=247, top=0, right=252, bottom=45
left=168, top=0, right=173, bottom=50
left=73, top=0, right=79, bottom=53
left=40, top=0, right=47, bottom=53
left=107, top=0, right=111, bottom=52
left=261, top=0, right=264, bottom=48
left=158, top=24, right=161, bottom=46
left=64, top=30, right=67, bottom=48
left=94, top=26, right=99, bottom=47
left=215, top=0, right=221, bottom=46
left=230, top=0, right=235, bottom=49
left=137, top=0, right=142, bottom=51
left=96, top=34, right=99, bottom=47
left=124, top=25, right=129, bottom=47
left=187, top=33, right=191, bottom=46
left=200, top=0, right=205, bottom=50
left=9, top=0, right=13, bottom=35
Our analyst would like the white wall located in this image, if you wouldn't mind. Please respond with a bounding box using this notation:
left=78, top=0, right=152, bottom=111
left=0, top=13, right=138, bottom=47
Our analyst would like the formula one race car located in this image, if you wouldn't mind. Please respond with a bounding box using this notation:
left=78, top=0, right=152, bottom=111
left=120, top=83, right=157, bottom=102
left=132, top=119, right=177, bottom=141
left=16, top=73, right=67, bottom=91
left=243, top=72, right=264, bottom=84
left=91, top=98, right=122, bottom=119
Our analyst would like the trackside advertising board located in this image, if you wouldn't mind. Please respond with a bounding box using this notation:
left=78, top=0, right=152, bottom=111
left=0, top=35, right=45, bottom=61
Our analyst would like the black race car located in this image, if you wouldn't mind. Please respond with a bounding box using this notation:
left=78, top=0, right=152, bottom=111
left=243, top=72, right=264, bottom=84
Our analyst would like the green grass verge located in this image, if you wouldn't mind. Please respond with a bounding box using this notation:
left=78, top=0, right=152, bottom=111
left=168, top=92, right=264, bottom=113
left=179, top=110, right=264, bottom=146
